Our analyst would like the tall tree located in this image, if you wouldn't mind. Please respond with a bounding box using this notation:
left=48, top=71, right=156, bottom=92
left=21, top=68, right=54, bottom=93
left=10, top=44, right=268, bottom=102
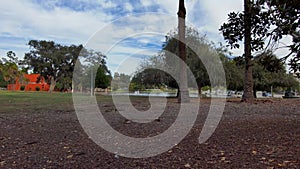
left=177, top=0, right=189, bottom=102
left=220, top=0, right=300, bottom=101
left=163, top=28, right=219, bottom=96
left=24, top=40, right=83, bottom=93
left=242, top=0, right=254, bottom=101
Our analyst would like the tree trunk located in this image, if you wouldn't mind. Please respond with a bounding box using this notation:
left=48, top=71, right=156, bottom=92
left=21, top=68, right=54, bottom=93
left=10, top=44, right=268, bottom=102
left=242, top=0, right=254, bottom=102
left=198, top=85, right=202, bottom=98
left=49, top=76, right=56, bottom=93
left=177, top=0, right=189, bottom=103
left=253, top=87, right=257, bottom=98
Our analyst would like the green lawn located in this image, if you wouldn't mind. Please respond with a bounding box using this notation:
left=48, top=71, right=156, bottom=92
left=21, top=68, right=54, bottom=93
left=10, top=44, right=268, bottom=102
left=0, top=91, right=74, bottom=113
left=0, top=91, right=146, bottom=113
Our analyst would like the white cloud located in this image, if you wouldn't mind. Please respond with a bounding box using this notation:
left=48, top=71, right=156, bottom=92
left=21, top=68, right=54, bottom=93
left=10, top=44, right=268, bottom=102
left=0, top=0, right=294, bottom=73
left=100, top=0, right=117, bottom=9
left=0, top=0, right=112, bottom=50
left=124, top=3, right=133, bottom=12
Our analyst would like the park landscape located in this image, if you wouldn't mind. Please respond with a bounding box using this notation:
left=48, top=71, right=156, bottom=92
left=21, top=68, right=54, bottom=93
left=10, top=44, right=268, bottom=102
left=0, top=0, right=300, bottom=168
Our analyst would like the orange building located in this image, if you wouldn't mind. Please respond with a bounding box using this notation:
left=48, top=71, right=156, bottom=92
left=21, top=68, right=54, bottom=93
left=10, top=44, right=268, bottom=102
left=7, top=74, right=50, bottom=91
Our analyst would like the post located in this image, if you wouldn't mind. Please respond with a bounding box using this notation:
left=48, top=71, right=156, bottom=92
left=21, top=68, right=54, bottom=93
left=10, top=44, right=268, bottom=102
left=177, top=0, right=190, bottom=103
left=91, top=68, right=94, bottom=96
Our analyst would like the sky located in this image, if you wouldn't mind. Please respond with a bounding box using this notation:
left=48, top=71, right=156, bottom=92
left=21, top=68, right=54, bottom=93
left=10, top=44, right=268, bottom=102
left=0, top=0, right=247, bottom=75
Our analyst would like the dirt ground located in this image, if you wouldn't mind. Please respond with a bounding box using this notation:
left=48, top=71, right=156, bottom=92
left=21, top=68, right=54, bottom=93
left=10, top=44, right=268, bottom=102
left=0, top=97, right=299, bottom=168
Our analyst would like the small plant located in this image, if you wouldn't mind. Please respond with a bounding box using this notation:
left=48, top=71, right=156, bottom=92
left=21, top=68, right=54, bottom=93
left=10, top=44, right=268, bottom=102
left=35, top=86, right=40, bottom=91
left=20, top=86, right=25, bottom=91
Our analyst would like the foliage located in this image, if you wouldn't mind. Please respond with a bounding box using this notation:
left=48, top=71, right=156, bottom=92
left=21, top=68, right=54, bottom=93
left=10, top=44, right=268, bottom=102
left=0, top=51, right=23, bottom=88
left=24, top=40, right=83, bottom=92
left=219, top=0, right=300, bottom=100
left=111, top=72, right=131, bottom=91
left=73, top=49, right=111, bottom=92
left=95, top=66, right=111, bottom=89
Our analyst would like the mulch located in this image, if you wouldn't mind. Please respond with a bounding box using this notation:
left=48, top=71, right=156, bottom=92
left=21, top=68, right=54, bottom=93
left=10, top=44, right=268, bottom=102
left=0, top=98, right=299, bottom=168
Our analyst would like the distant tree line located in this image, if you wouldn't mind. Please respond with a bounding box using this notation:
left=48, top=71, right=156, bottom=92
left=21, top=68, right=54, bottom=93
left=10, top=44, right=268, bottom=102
left=129, top=27, right=299, bottom=97
left=0, top=40, right=111, bottom=92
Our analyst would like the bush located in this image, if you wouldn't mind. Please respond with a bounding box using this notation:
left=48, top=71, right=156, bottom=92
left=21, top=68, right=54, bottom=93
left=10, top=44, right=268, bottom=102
left=20, top=86, right=25, bottom=91
left=35, top=86, right=40, bottom=91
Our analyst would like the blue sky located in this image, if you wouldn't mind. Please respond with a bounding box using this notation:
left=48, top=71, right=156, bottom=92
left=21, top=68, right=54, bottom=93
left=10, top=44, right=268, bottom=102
left=0, top=0, right=246, bottom=75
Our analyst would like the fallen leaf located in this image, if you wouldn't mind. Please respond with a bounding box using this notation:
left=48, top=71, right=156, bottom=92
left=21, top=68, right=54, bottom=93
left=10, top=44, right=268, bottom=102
left=67, top=154, right=73, bottom=159
left=0, top=161, right=6, bottom=166
left=278, top=163, right=286, bottom=167
left=184, top=163, right=191, bottom=168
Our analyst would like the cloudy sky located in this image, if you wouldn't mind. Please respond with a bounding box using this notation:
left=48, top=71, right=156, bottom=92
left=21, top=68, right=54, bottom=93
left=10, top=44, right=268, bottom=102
left=0, top=0, right=245, bottom=75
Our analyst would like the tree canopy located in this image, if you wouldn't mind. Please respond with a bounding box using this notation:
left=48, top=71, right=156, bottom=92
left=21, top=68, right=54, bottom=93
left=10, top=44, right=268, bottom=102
left=24, top=40, right=83, bottom=92
left=219, top=0, right=299, bottom=101
left=0, top=51, right=24, bottom=88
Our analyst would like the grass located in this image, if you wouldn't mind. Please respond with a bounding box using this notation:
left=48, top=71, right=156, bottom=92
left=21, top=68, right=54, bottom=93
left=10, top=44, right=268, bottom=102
left=0, top=91, right=74, bottom=113
left=0, top=91, right=149, bottom=114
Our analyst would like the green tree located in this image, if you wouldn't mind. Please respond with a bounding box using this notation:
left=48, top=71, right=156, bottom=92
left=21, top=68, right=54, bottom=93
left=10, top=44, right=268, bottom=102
left=0, top=51, right=23, bottom=89
left=24, top=40, right=83, bottom=93
left=111, top=73, right=131, bottom=91
left=220, top=0, right=299, bottom=101
left=163, top=27, right=221, bottom=95
left=73, top=49, right=111, bottom=92
left=220, top=55, right=244, bottom=91
left=132, top=28, right=224, bottom=97
left=253, top=52, right=299, bottom=95
left=95, top=65, right=111, bottom=89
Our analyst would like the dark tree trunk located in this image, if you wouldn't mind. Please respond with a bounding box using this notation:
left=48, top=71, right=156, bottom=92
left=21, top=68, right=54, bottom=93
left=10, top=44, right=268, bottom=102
left=242, top=0, right=254, bottom=102
left=253, top=87, right=257, bottom=98
left=198, top=84, right=202, bottom=98
left=176, top=87, right=180, bottom=98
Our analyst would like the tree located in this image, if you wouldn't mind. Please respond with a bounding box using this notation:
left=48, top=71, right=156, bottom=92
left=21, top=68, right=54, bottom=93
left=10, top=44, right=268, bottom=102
left=263, top=0, right=299, bottom=72
left=73, top=49, right=111, bottom=92
left=220, top=55, right=244, bottom=91
left=24, top=40, right=83, bottom=93
left=231, top=51, right=299, bottom=97
left=163, top=28, right=220, bottom=96
left=0, top=51, right=23, bottom=89
left=220, top=0, right=300, bottom=101
left=253, top=52, right=299, bottom=95
left=132, top=27, right=223, bottom=97
left=111, top=72, right=131, bottom=91
left=95, top=65, right=111, bottom=89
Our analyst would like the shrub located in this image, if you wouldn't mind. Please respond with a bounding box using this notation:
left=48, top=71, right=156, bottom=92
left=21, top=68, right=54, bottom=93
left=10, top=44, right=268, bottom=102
left=35, top=86, right=40, bottom=91
left=20, top=86, right=25, bottom=91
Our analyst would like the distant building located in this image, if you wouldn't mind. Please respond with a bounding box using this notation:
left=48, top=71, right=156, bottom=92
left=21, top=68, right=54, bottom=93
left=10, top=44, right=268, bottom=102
left=7, top=74, right=50, bottom=91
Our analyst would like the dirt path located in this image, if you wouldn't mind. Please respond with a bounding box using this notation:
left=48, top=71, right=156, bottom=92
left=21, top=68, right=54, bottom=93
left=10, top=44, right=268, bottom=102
left=0, top=98, right=299, bottom=168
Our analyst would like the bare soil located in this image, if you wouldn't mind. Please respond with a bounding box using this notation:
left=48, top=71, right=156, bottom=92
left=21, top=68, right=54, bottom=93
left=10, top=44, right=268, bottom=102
left=0, top=97, right=299, bottom=168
